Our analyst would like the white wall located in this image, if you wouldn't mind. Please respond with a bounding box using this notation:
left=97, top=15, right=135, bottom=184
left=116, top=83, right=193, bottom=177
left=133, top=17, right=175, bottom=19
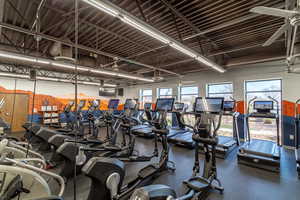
left=124, top=61, right=300, bottom=102
left=0, top=77, right=100, bottom=98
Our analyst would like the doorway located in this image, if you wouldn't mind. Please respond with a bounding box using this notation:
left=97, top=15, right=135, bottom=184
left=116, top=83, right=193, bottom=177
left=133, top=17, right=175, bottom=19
left=0, top=93, right=29, bottom=133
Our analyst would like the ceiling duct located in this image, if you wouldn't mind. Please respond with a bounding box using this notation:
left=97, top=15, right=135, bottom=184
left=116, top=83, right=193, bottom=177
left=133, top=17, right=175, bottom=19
left=49, top=38, right=74, bottom=63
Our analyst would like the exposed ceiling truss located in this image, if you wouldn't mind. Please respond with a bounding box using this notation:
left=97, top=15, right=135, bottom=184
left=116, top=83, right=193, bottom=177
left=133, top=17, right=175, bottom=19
left=0, top=0, right=291, bottom=80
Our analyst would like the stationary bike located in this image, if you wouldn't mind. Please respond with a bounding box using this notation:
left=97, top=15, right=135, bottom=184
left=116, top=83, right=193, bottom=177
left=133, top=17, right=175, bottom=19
left=130, top=97, right=225, bottom=200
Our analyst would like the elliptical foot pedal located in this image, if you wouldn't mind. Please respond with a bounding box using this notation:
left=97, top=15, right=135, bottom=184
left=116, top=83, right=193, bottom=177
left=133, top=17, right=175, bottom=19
left=138, top=164, right=158, bottom=179
left=183, top=177, right=210, bottom=192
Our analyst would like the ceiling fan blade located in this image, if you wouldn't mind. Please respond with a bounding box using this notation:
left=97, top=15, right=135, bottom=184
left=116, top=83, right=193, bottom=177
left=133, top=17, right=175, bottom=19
left=263, top=23, right=289, bottom=46
left=250, top=6, right=299, bottom=18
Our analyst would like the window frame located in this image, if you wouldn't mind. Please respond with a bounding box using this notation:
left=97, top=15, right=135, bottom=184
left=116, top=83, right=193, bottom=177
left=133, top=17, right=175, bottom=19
left=157, top=88, right=173, bottom=99
left=140, top=89, right=153, bottom=103
left=179, top=86, right=199, bottom=98
left=206, top=82, right=233, bottom=98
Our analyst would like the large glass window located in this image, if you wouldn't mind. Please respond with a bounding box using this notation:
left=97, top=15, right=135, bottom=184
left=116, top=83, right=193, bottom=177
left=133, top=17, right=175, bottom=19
left=245, top=79, right=282, bottom=142
left=207, top=83, right=233, bottom=100
left=158, top=88, right=172, bottom=98
left=207, top=83, right=233, bottom=136
left=179, top=86, right=199, bottom=126
left=140, top=89, right=152, bottom=104
left=179, top=86, right=198, bottom=110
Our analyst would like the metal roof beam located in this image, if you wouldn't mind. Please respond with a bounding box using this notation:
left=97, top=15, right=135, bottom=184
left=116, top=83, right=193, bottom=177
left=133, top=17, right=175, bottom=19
left=0, top=22, right=180, bottom=76
left=184, top=2, right=285, bottom=41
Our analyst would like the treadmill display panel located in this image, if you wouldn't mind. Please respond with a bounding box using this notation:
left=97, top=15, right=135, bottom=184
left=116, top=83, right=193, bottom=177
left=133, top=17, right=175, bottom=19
left=144, top=103, right=152, bottom=110
left=155, top=98, right=175, bottom=112
left=254, top=101, right=273, bottom=111
left=124, top=99, right=136, bottom=110
left=223, top=101, right=235, bottom=112
left=108, top=99, right=120, bottom=109
left=195, top=97, right=224, bottom=113
left=174, top=103, right=184, bottom=111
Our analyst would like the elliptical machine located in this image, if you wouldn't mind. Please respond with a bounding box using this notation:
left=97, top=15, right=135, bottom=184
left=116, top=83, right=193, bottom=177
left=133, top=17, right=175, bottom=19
left=80, top=98, right=176, bottom=200
left=129, top=97, right=225, bottom=200
left=87, top=100, right=101, bottom=138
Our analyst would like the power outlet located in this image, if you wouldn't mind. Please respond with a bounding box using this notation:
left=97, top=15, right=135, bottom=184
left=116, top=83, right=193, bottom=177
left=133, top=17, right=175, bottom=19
left=290, top=135, right=294, bottom=140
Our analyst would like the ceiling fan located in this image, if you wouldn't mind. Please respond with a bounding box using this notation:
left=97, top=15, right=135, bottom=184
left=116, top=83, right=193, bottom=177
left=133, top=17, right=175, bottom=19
left=250, top=1, right=300, bottom=65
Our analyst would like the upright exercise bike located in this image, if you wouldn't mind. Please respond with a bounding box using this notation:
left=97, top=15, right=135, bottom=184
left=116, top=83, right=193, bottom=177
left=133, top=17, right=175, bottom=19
left=130, top=97, right=225, bottom=200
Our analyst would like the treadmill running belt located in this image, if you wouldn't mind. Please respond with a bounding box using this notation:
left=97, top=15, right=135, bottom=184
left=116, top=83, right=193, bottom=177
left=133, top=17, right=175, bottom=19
left=242, top=139, right=280, bottom=158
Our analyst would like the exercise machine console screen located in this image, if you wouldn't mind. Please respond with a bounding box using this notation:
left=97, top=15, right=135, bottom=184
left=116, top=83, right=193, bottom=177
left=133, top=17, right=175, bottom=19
left=108, top=99, right=120, bottom=109
left=144, top=103, right=152, bottom=110
left=254, top=101, right=273, bottom=113
left=124, top=99, right=136, bottom=110
left=174, top=102, right=184, bottom=111
left=195, top=97, right=224, bottom=113
left=155, top=98, right=175, bottom=112
left=223, top=101, right=235, bottom=112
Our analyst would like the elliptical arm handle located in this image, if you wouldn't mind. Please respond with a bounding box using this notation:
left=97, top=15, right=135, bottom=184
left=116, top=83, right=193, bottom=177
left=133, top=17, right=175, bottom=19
left=296, top=99, right=300, bottom=116
left=247, top=96, right=257, bottom=114
left=6, top=158, right=65, bottom=197
left=268, top=96, right=279, bottom=116
left=230, top=97, right=237, bottom=112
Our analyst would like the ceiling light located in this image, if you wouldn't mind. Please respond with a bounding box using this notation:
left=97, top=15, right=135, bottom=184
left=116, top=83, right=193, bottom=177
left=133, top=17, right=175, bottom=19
left=0, top=72, right=28, bottom=79
left=170, top=43, right=198, bottom=58
left=82, top=0, right=119, bottom=17
left=195, top=57, right=226, bottom=73
left=121, top=16, right=170, bottom=44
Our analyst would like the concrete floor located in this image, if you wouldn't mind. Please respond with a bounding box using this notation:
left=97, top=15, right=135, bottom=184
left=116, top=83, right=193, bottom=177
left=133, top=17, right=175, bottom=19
left=62, top=136, right=300, bottom=200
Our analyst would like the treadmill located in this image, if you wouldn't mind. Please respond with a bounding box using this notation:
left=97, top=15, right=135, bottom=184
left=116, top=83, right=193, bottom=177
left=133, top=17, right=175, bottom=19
left=199, top=100, right=240, bottom=158
left=295, top=99, right=300, bottom=178
left=167, top=104, right=195, bottom=149
left=167, top=102, right=190, bottom=138
left=237, top=97, right=281, bottom=172
left=131, top=103, right=155, bottom=138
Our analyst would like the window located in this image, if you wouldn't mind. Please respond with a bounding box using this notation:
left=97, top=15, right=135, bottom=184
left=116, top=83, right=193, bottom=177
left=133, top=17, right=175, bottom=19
left=179, top=86, right=198, bottom=109
left=158, top=88, right=172, bottom=98
left=207, top=83, right=233, bottom=100
left=245, top=79, right=282, bottom=142
left=179, top=86, right=199, bottom=125
left=140, top=89, right=152, bottom=104
left=207, top=83, right=233, bottom=137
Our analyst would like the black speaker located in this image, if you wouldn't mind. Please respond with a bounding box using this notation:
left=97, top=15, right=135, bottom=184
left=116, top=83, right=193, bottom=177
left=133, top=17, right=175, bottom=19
left=117, top=88, right=124, bottom=96
left=29, top=69, right=37, bottom=80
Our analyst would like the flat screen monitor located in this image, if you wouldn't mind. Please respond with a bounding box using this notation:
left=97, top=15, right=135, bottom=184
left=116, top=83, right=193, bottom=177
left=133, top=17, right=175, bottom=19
left=223, top=101, right=235, bottom=112
left=174, top=103, right=184, bottom=111
left=124, top=99, right=136, bottom=110
left=253, top=101, right=273, bottom=111
left=155, top=98, right=175, bottom=112
left=108, top=99, right=120, bottom=109
left=144, top=103, right=152, bottom=110
left=195, top=97, right=224, bottom=113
